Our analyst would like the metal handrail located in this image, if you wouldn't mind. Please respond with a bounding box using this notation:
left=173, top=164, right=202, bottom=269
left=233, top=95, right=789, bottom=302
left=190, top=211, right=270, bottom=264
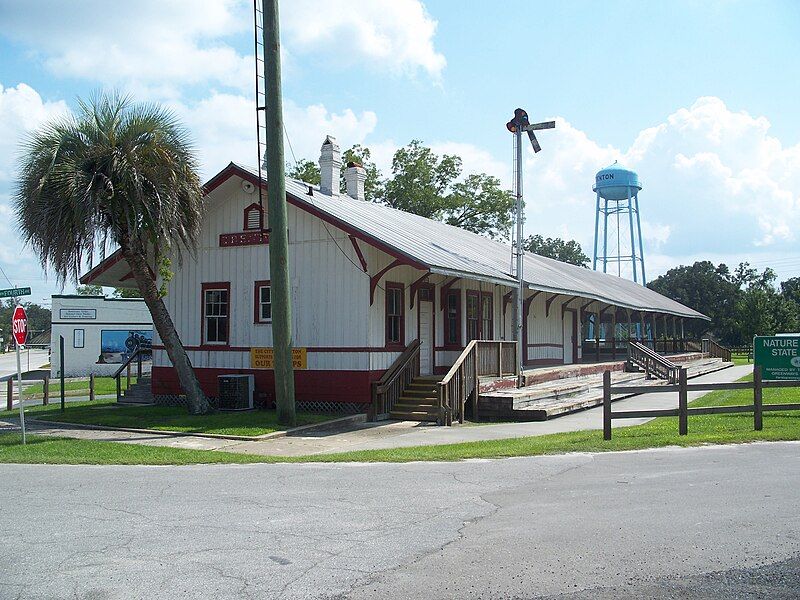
left=370, top=340, right=421, bottom=420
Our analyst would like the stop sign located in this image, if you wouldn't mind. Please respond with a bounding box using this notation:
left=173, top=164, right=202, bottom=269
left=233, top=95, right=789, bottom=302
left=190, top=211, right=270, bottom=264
left=12, top=305, right=27, bottom=346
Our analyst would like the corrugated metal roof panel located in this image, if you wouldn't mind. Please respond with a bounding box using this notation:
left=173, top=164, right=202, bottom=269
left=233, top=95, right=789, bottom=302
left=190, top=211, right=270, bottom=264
left=235, top=163, right=708, bottom=320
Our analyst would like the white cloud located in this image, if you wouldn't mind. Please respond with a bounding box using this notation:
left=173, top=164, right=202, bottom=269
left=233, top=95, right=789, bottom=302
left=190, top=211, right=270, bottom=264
left=283, top=0, right=446, bottom=78
left=0, top=83, right=69, bottom=181
left=172, top=93, right=378, bottom=179
left=507, top=97, right=800, bottom=280
left=0, top=0, right=252, bottom=95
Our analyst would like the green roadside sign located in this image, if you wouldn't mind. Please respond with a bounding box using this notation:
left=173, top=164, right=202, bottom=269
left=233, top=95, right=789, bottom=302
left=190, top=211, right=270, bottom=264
left=754, top=335, right=800, bottom=381
left=0, top=287, right=31, bottom=299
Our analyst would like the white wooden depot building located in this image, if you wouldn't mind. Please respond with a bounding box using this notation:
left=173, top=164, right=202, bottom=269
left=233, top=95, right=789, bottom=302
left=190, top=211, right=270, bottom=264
left=81, top=137, right=706, bottom=412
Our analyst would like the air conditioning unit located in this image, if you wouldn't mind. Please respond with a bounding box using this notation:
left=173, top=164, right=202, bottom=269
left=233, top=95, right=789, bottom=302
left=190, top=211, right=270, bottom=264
left=218, top=374, right=255, bottom=411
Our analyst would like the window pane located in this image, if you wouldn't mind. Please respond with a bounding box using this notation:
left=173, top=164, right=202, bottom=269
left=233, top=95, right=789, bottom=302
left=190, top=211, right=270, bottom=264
left=261, top=303, right=271, bottom=320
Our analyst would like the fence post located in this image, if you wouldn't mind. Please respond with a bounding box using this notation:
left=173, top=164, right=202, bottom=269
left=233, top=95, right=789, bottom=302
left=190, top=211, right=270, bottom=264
left=6, top=378, right=12, bottom=411
left=89, top=373, right=95, bottom=402
left=754, top=365, right=763, bottom=431
left=43, top=377, right=49, bottom=406
left=126, top=363, right=131, bottom=388
left=116, top=376, right=121, bottom=403
left=603, top=370, right=612, bottom=440
left=678, top=367, right=688, bottom=435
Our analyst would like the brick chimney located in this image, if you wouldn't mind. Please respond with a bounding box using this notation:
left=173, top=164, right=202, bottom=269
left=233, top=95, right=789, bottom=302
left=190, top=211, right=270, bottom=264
left=318, top=135, right=341, bottom=196
left=344, top=161, right=367, bottom=201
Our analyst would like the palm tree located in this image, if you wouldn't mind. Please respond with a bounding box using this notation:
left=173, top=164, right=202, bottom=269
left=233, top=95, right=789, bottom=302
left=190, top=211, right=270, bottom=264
left=14, top=93, right=212, bottom=414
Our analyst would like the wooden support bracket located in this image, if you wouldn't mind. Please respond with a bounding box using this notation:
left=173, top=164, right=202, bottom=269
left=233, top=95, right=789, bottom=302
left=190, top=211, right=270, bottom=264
left=369, top=259, right=405, bottom=305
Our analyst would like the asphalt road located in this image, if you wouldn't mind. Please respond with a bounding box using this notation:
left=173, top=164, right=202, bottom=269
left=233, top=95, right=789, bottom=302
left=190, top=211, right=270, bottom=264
left=1, top=443, right=798, bottom=599
left=0, top=348, right=49, bottom=380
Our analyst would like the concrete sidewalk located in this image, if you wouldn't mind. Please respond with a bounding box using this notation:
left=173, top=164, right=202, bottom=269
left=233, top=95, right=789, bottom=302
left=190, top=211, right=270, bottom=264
left=1, top=364, right=752, bottom=457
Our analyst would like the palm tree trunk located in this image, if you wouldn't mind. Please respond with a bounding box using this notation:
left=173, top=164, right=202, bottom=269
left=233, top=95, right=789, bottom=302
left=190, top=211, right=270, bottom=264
left=121, top=242, right=213, bottom=415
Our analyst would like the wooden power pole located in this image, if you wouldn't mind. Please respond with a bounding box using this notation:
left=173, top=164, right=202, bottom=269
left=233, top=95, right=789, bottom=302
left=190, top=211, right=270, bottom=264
left=262, top=0, right=296, bottom=425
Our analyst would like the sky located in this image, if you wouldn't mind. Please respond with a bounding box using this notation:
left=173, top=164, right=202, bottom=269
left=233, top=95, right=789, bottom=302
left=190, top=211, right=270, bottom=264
left=0, top=0, right=799, bottom=305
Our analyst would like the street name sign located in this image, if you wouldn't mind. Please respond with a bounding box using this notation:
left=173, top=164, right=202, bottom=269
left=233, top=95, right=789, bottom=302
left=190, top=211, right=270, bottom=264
left=0, top=287, right=31, bottom=299
left=754, top=335, right=800, bottom=381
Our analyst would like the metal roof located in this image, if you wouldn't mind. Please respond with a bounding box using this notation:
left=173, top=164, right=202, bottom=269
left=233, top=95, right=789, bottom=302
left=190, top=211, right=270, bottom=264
left=234, top=163, right=707, bottom=320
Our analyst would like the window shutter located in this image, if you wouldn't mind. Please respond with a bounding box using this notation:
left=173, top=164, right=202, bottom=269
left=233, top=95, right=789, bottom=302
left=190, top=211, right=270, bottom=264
left=245, top=206, right=262, bottom=230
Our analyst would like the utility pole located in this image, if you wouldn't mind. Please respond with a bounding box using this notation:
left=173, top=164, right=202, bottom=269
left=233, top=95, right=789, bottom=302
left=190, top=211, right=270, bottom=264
left=262, top=0, right=296, bottom=425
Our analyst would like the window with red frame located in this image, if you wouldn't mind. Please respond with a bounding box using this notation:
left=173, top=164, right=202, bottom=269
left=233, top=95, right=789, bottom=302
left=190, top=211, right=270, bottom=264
left=254, top=280, right=271, bottom=323
left=445, top=289, right=461, bottom=347
left=385, top=283, right=404, bottom=346
left=203, top=284, right=229, bottom=344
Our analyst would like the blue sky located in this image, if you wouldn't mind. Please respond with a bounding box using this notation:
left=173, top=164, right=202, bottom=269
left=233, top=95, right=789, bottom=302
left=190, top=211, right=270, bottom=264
left=0, top=0, right=798, bottom=305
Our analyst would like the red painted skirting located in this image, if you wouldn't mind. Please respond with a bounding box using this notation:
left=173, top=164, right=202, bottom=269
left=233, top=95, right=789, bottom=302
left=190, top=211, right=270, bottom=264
left=151, top=366, right=383, bottom=405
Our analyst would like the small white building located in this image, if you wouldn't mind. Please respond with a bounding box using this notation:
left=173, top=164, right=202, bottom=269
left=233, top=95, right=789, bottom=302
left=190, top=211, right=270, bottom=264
left=50, top=295, right=153, bottom=377
left=81, top=137, right=707, bottom=413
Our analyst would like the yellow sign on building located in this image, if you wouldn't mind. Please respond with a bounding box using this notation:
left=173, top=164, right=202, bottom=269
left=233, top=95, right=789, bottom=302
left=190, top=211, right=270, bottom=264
left=250, top=347, right=307, bottom=370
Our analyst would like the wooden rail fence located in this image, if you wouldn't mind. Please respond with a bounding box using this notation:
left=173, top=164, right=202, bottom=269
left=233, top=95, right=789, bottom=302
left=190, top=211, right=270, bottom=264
left=603, top=366, right=800, bottom=439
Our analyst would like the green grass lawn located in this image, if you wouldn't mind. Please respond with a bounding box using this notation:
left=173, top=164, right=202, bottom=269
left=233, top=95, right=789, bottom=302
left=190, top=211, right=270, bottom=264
left=22, top=376, right=129, bottom=398
left=731, top=352, right=752, bottom=366
left=0, top=400, right=332, bottom=437
left=1, top=376, right=798, bottom=465
left=0, top=433, right=266, bottom=465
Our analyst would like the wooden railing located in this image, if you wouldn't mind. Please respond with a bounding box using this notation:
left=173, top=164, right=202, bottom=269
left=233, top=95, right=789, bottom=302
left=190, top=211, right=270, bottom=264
left=437, top=340, right=518, bottom=426
left=627, top=341, right=680, bottom=384
left=603, top=366, right=800, bottom=439
left=703, top=338, right=732, bottom=362
left=113, top=348, right=148, bottom=403
left=370, top=340, right=421, bottom=420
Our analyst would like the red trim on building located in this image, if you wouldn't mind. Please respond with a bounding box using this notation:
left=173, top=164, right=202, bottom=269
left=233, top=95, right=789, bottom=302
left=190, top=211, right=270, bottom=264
left=384, top=281, right=405, bottom=349
left=370, top=259, right=406, bottom=306
left=408, top=272, right=431, bottom=309
left=243, top=202, right=264, bottom=230
left=348, top=235, right=368, bottom=272
left=79, top=249, right=124, bottom=284
left=219, top=231, right=270, bottom=247
left=201, top=281, right=231, bottom=347
left=253, top=280, right=270, bottom=324
left=152, top=344, right=405, bottom=353
left=151, top=365, right=382, bottom=406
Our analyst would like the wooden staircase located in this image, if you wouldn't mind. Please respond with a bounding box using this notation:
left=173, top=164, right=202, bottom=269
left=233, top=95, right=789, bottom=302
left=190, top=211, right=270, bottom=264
left=117, top=375, right=154, bottom=405
left=389, top=375, right=441, bottom=422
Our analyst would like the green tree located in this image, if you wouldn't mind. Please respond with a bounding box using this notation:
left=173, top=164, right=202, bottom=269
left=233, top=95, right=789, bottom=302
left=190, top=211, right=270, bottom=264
left=14, top=93, right=212, bottom=414
left=524, top=234, right=590, bottom=267
left=780, top=277, right=800, bottom=306
left=113, top=287, right=144, bottom=299
left=76, top=284, right=103, bottom=296
left=647, top=261, right=738, bottom=341
left=287, top=158, right=320, bottom=185
left=383, top=140, right=462, bottom=218
left=443, top=173, right=514, bottom=239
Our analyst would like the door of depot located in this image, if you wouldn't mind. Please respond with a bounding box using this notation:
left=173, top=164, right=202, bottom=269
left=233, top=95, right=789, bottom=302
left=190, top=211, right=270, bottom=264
left=563, top=310, right=577, bottom=364
left=418, top=288, right=434, bottom=375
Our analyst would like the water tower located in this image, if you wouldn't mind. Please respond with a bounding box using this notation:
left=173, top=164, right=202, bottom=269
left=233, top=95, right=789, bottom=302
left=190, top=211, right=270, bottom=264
left=592, top=161, right=646, bottom=284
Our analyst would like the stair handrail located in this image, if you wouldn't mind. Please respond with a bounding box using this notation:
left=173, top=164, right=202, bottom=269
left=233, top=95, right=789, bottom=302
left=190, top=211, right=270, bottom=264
left=113, top=347, right=147, bottom=402
left=436, top=340, right=518, bottom=426
left=627, top=341, right=679, bottom=384
left=370, top=340, right=421, bottom=420
left=703, top=339, right=732, bottom=362
left=437, top=340, right=477, bottom=426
